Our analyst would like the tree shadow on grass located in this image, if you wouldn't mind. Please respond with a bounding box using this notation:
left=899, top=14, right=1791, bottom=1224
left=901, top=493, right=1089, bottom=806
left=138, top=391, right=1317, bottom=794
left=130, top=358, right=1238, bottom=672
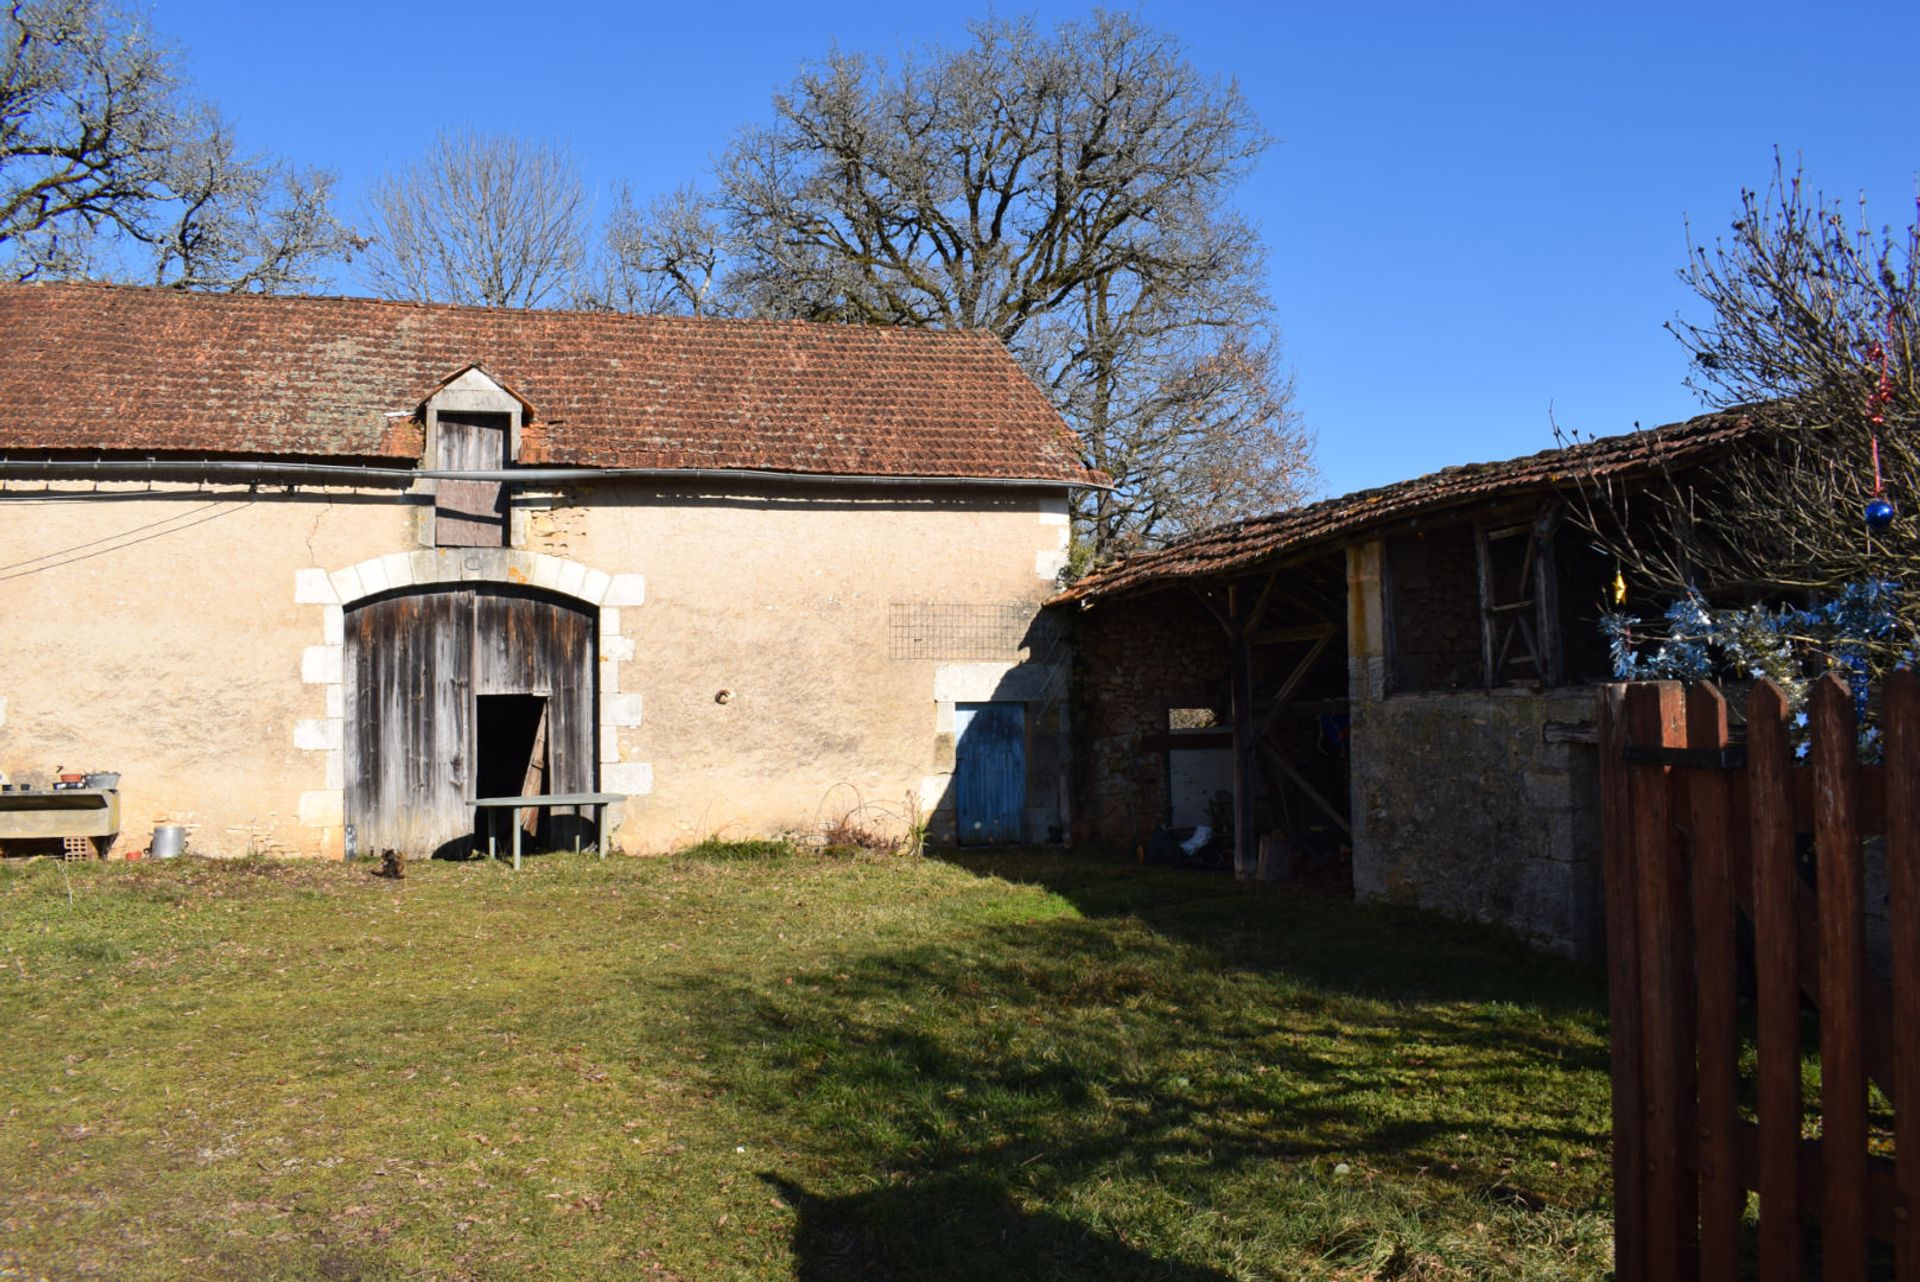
left=630, top=866, right=1614, bottom=1279
left=763, top=1172, right=1235, bottom=1282
left=936, top=846, right=1606, bottom=1016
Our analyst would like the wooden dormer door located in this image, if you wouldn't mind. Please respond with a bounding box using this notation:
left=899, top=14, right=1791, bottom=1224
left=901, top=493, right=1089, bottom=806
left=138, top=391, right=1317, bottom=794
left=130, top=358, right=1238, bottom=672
left=435, top=411, right=508, bottom=546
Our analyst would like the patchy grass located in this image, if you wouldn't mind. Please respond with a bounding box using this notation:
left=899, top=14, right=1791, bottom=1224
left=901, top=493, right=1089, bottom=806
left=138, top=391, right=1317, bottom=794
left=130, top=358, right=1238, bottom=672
left=0, top=848, right=1613, bottom=1280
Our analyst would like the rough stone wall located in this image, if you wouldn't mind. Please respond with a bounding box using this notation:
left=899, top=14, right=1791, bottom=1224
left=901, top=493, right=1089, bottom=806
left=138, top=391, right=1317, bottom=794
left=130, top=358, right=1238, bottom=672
left=1348, top=686, right=1603, bottom=959
left=1067, top=592, right=1228, bottom=845
left=1385, top=529, right=1482, bottom=692
left=1348, top=539, right=1602, bottom=960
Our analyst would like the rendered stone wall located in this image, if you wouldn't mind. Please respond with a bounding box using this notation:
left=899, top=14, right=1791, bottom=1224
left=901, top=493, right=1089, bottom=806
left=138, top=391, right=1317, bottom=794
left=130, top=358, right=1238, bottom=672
left=0, top=476, right=1074, bottom=857
left=0, top=481, right=414, bottom=857
left=561, top=482, right=1073, bottom=851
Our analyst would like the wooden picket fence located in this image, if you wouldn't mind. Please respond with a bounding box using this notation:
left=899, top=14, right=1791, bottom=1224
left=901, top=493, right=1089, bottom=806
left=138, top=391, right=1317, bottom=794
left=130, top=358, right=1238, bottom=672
left=1599, top=672, right=1920, bottom=1281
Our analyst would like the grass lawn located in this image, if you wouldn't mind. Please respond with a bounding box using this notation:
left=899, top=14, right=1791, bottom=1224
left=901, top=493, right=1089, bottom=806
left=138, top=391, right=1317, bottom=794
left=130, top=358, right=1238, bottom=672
left=0, top=846, right=1612, bottom=1280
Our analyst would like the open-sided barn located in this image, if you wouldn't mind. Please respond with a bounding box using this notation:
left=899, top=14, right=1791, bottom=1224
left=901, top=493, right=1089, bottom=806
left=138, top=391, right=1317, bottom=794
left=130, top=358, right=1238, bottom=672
left=1056, top=411, right=1764, bottom=958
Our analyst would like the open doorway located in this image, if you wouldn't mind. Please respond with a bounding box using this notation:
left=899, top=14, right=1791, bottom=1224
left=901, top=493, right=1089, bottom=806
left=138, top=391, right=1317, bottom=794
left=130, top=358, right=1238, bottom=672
left=475, top=694, right=548, bottom=847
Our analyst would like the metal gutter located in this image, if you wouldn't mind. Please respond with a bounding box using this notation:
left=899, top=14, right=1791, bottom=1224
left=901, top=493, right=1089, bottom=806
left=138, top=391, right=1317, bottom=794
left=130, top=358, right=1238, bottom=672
left=0, top=457, right=1108, bottom=491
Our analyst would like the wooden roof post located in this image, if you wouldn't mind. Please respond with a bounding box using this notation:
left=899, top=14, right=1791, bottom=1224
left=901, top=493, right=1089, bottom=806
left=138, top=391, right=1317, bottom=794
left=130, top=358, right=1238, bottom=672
left=1229, top=581, right=1257, bottom=880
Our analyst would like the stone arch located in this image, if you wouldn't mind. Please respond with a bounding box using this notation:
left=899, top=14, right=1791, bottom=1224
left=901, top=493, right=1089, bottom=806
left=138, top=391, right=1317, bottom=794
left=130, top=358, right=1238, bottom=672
left=291, top=549, right=650, bottom=856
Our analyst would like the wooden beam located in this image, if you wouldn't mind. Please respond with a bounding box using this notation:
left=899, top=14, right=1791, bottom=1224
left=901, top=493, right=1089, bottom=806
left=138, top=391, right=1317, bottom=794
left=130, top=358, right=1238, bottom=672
left=1259, top=743, right=1351, bottom=835
left=1533, top=505, right=1564, bottom=686
left=1474, top=525, right=1497, bottom=688
left=1244, top=569, right=1283, bottom=636
left=1250, top=623, right=1333, bottom=646
left=1228, top=584, right=1259, bottom=880
left=1253, top=626, right=1336, bottom=741
left=1187, top=584, right=1233, bottom=637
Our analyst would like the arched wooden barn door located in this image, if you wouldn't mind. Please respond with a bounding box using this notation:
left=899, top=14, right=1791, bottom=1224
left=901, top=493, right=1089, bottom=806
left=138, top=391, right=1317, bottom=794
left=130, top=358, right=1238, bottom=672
left=344, top=585, right=597, bottom=858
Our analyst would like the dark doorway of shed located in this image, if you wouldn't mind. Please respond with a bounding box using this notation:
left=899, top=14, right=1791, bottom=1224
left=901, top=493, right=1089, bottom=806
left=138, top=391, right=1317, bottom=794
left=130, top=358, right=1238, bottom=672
left=476, top=694, right=548, bottom=845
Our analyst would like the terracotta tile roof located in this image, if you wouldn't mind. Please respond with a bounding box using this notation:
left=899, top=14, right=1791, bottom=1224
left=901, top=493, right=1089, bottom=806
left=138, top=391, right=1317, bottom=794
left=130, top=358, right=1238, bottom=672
left=0, top=282, right=1099, bottom=483
left=1054, top=409, right=1767, bottom=603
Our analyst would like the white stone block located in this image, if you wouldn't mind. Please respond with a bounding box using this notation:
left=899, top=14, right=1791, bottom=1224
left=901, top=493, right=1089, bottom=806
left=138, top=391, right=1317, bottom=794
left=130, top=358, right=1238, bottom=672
left=603, top=574, right=647, bottom=606
left=599, top=732, right=622, bottom=765
left=600, top=657, right=621, bottom=693
left=934, top=660, right=1064, bottom=704
left=919, top=773, right=953, bottom=812
left=600, top=635, right=636, bottom=662
left=604, top=692, right=644, bottom=728
left=555, top=559, right=588, bottom=599
left=301, top=645, right=343, bottom=685
left=293, top=718, right=342, bottom=751
left=321, top=605, right=344, bottom=645
left=599, top=607, right=622, bottom=638
left=603, top=762, right=653, bottom=797
left=409, top=550, right=446, bottom=586
left=578, top=567, right=611, bottom=605
left=328, top=564, right=365, bottom=604
left=297, top=789, right=343, bottom=827
left=324, top=685, right=344, bottom=718
left=324, top=750, right=344, bottom=790
left=935, top=700, right=955, bottom=733
left=1036, top=547, right=1068, bottom=580
left=294, top=568, right=338, bottom=604
left=531, top=554, right=564, bottom=591
left=934, top=661, right=1013, bottom=704
left=379, top=552, right=416, bottom=589
left=355, top=556, right=391, bottom=595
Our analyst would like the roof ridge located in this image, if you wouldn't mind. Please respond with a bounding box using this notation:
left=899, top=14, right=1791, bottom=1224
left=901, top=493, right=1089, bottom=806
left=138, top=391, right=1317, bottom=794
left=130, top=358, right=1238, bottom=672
left=0, top=279, right=1008, bottom=343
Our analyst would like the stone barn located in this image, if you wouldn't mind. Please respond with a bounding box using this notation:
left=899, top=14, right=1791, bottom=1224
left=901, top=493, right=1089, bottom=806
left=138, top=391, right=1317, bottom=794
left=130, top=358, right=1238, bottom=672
left=1059, top=412, right=1762, bottom=959
left=0, top=283, right=1100, bottom=858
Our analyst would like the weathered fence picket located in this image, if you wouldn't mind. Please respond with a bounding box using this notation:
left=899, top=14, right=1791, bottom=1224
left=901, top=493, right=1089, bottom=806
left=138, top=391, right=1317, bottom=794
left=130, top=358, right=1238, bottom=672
left=1600, top=672, right=1911, bottom=1281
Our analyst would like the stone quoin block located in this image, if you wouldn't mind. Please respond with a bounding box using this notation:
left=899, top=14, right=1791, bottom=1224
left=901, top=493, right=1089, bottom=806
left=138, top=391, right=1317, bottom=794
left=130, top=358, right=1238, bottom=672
left=301, top=645, right=342, bottom=685
left=602, top=574, right=647, bottom=607
left=602, top=762, right=653, bottom=796
left=578, top=567, right=611, bottom=605
left=294, top=567, right=338, bottom=604
left=293, top=718, right=342, bottom=752
left=327, top=564, right=364, bottom=604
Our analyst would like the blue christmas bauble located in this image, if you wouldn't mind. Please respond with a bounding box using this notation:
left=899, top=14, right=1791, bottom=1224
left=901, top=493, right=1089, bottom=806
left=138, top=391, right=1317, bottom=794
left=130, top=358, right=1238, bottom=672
left=1866, top=497, right=1896, bottom=530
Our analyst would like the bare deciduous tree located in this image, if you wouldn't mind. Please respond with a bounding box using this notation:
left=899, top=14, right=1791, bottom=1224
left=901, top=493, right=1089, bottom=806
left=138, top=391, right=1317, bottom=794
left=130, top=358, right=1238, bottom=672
left=610, top=14, right=1311, bottom=555
left=1, top=0, right=359, bottom=291
left=1570, top=154, right=1919, bottom=645
left=585, top=183, right=728, bottom=317
left=362, top=129, right=590, bottom=309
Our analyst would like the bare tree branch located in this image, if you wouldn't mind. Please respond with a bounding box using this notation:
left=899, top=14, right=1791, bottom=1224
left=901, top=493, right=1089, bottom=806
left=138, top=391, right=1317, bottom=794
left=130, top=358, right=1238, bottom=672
left=647, top=12, right=1311, bottom=556
left=361, top=129, right=589, bottom=309
left=0, top=0, right=359, bottom=291
left=1570, top=152, right=1920, bottom=646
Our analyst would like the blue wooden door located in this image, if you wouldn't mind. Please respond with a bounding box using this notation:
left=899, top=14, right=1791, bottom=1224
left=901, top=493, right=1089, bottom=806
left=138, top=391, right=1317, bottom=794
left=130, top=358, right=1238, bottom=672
left=955, top=702, right=1025, bottom=844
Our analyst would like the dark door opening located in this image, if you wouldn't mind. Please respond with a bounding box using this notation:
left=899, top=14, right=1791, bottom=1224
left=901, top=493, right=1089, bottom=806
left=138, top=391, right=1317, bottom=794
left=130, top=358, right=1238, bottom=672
left=475, top=693, right=548, bottom=848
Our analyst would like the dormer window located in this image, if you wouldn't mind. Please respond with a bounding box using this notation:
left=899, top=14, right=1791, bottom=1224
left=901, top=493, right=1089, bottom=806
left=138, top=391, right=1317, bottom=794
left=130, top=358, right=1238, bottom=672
left=424, top=366, right=527, bottom=548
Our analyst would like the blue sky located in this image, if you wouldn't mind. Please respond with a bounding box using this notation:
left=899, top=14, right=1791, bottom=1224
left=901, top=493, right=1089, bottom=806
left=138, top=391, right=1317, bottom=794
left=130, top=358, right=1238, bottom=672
left=151, top=0, right=1919, bottom=499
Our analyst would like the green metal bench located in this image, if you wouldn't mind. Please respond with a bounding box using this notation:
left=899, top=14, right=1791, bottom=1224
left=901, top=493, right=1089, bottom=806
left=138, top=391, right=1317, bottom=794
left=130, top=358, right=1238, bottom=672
left=471, top=792, right=624, bottom=871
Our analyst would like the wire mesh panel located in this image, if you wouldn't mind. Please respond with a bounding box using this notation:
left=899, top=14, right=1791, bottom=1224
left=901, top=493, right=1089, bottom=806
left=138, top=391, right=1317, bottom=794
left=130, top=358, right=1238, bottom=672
left=888, top=603, right=1061, bottom=660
